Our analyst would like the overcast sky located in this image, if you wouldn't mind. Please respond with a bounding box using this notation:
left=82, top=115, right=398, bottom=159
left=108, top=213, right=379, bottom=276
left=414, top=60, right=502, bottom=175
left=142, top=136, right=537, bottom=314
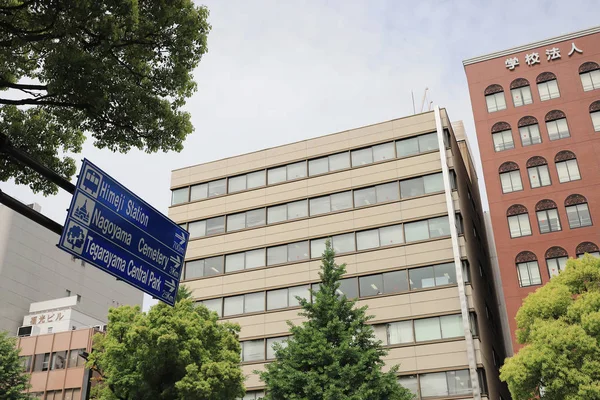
left=2, top=0, right=599, bottom=309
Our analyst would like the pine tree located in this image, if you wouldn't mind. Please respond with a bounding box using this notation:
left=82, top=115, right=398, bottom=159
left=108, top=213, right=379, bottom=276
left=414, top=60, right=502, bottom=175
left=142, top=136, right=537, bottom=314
left=258, top=241, right=414, bottom=400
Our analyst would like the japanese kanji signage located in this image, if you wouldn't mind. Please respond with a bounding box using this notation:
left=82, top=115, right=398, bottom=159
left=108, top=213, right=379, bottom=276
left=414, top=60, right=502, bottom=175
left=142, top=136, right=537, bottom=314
left=505, top=42, right=583, bottom=70
left=29, top=311, right=66, bottom=325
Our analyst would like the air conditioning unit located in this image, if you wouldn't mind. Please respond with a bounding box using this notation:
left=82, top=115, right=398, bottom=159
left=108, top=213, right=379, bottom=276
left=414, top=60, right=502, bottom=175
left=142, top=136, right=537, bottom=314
left=17, top=326, right=32, bottom=337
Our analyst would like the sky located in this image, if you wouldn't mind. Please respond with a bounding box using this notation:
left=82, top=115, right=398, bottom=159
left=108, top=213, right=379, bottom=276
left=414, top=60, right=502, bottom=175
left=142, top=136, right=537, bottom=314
left=2, top=0, right=599, bottom=309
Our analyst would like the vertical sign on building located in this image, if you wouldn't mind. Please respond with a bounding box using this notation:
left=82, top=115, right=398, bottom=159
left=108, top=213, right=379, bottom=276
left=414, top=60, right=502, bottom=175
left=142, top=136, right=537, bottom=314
left=58, top=159, right=189, bottom=306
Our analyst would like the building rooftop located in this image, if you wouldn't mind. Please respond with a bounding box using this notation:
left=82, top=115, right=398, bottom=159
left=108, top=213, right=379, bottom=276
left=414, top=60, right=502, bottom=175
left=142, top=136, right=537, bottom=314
left=463, top=25, right=600, bottom=66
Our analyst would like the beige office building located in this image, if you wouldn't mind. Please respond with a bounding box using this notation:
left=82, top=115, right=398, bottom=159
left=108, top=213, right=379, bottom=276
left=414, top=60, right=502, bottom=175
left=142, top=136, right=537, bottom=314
left=169, top=108, right=510, bottom=400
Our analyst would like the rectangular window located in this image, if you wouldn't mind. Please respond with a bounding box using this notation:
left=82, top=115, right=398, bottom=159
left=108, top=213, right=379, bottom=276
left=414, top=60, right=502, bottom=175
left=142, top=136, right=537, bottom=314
left=204, top=256, right=224, bottom=276
left=404, top=220, right=429, bottom=242
left=33, top=353, right=50, bottom=372
left=517, top=261, right=542, bottom=287
left=519, top=124, right=542, bottom=146
left=64, top=389, right=81, bottom=400
left=287, top=200, right=308, bottom=220
left=267, top=288, right=288, bottom=310
left=185, top=259, right=204, bottom=279
left=492, top=130, right=514, bottom=152
left=245, top=249, right=266, bottom=269
left=228, top=175, right=247, bottom=193
left=409, top=266, right=435, bottom=289
left=19, top=356, right=33, bottom=372
left=592, top=111, right=600, bottom=132
left=308, top=157, right=328, bottom=176
left=566, top=204, right=592, bottom=228
left=267, top=244, right=287, bottom=265
left=67, top=349, right=86, bottom=368
left=580, top=69, right=600, bottom=91
left=428, top=216, right=450, bottom=238
left=332, top=233, right=356, bottom=253
left=267, top=166, right=287, bottom=185
left=351, top=147, right=374, bottom=166
left=547, top=256, right=568, bottom=277
left=267, top=204, right=287, bottom=224
left=397, top=375, right=419, bottom=396
left=379, top=224, right=404, bottom=246
left=423, top=173, right=444, bottom=193
left=244, top=292, right=265, bottom=313
left=247, top=170, right=266, bottom=189
left=330, top=191, right=353, bottom=211
left=440, top=314, right=463, bottom=338
left=246, top=208, right=266, bottom=227
left=538, top=79, right=560, bottom=101
left=387, top=321, right=413, bottom=344
left=356, top=229, right=380, bottom=250
left=288, top=241, right=309, bottom=262
left=242, top=391, right=265, bottom=400
left=266, top=337, right=288, bottom=360
left=337, top=277, right=359, bottom=298
left=200, top=298, right=222, bottom=317
left=223, top=295, right=244, bottom=316
left=372, top=142, right=395, bottom=162
left=242, top=339, right=264, bottom=362
left=359, top=274, right=384, bottom=297
left=329, top=152, right=350, bottom=171
left=396, top=132, right=438, bottom=157
left=420, top=372, right=449, bottom=397
left=171, top=187, right=189, bottom=205
left=287, top=161, right=307, bottom=180
left=310, top=238, right=327, bottom=258
left=447, top=370, right=472, bottom=395
left=288, top=285, right=310, bottom=307
left=226, top=213, right=246, bottom=232
left=205, top=216, right=225, bottom=235
left=511, top=86, right=533, bottom=107
left=384, top=270, right=409, bottom=293
left=486, top=92, right=507, bottom=112
left=434, top=263, right=457, bottom=285
left=500, top=170, right=523, bottom=193
left=508, top=214, right=532, bottom=238
left=546, top=118, right=570, bottom=140
left=537, top=209, right=561, bottom=233
left=556, top=159, right=580, bottom=183
left=414, top=317, right=442, bottom=341
left=375, top=182, right=399, bottom=202
left=190, top=183, right=208, bottom=201
left=354, top=186, right=377, bottom=207
left=528, top=165, right=551, bottom=188
left=208, top=179, right=227, bottom=197
left=309, top=195, right=331, bottom=215
left=188, top=220, right=206, bottom=238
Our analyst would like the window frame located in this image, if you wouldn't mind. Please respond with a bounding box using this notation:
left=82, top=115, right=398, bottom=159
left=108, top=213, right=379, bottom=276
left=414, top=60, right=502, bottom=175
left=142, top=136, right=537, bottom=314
left=511, top=85, right=533, bottom=107
left=507, top=213, right=532, bottom=238
left=492, top=129, right=515, bottom=152
left=536, top=208, right=561, bottom=234
left=499, top=170, right=523, bottom=193
left=519, top=123, right=542, bottom=146
left=516, top=261, right=542, bottom=287
left=527, top=164, right=551, bottom=188
left=538, top=79, right=560, bottom=101
left=485, top=91, right=507, bottom=113
left=556, top=159, right=581, bottom=183
left=566, top=203, right=593, bottom=229
left=546, top=117, right=570, bottom=141
left=580, top=69, right=600, bottom=91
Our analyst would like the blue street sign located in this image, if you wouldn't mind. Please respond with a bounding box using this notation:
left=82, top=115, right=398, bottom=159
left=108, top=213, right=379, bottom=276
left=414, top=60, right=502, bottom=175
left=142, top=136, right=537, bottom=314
left=58, top=159, right=189, bottom=306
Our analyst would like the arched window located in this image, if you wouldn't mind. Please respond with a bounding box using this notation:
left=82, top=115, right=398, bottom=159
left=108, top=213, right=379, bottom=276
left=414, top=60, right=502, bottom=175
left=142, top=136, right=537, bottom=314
left=579, top=62, right=600, bottom=91
left=576, top=242, right=600, bottom=258
left=498, top=162, right=522, bottom=193
left=507, top=204, right=531, bottom=238
left=545, top=246, right=568, bottom=277
left=565, top=194, right=592, bottom=229
left=554, top=151, right=580, bottom=183
left=515, top=251, right=541, bottom=287
left=590, top=100, right=600, bottom=132
left=485, top=84, right=507, bottom=113
left=537, top=72, right=560, bottom=101
left=535, top=199, right=561, bottom=233
left=545, top=110, right=570, bottom=140
left=526, top=156, right=551, bottom=188
left=510, top=78, right=533, bottom=107
left=518, top=116, right=541, bottom=146
left=492, top=121, right=514, bottom=152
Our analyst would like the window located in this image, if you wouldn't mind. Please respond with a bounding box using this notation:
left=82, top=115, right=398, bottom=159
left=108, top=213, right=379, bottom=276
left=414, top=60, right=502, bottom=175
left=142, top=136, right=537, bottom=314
left=404, top=216, right=450, bottom=242
left=508, top=213, right=532, bottom=238
left=420, top=370, right=471, bottom=397
left=267, top=285, right=310, bottom=310
left=266, top=336, right=288, bottom=360
left=492, top=129, right=514, bottom=152
left=414, top=314, right=463, bottom=342
left=171, top=187, right=189, bottom=205
left=547, top=256, right=568, bottom=277
left=511, top=85, right=533, bottom=107
left=68, top=349, right=86, bottom=368
left=566, top=204, right=592, bottom=228
left=241, top=339, right=264, bottom=362
left=500, top=170, right=522, bottom=193
left=309, top=191, right=352, bottom=216
left=408, top=263, right=457, bottom=290
left=556, top=159, right=580, bottom=183
left=517, top=261, right=542, bottom=287
left=228, top=175, right=247, bottom=193
left=224, top=292, right=265, bottom=316
left=185, top=256, right=224, bottom=279
left=225, top=249, right=265, bottom=273
left=199, top=298, right=222, bottom=317
left=63, top=389, right=81, bottom=400
left=356, top=223, right=404, bottom=250
left=267, top=200, right=308, bottom=223
left=190, top=183, right=208, bottom=201
left=395, top=132, right=438, bottom=157
left=387, top=321, right=413, bottom=344
left=538, top=78, right=560, bottom=101
left=208, top=179, right=226, bottom=197
left=537, top=208, right=561, bottom=233
left=400, top=173, right=444, bottom=198
left=546, top=117, right=570, bottom=140
left=354, top=182, right=399, bottom=207
left=527, top=162, right=551, bottom=188
left=351, top=142, right=395, bottom=167
left=397, top=375, right=419, bottom=396
left=33, top=353, right=50, bottom=372
left=228, top=171, right=266, bottom=193
left=336, top=277, right=359, bottom=298
left=241, top=391, right=265, bottom=400
left=485, top=90, right=507, bottom=113
left=267, top=241, right=309, bottom=265
left=287, top=161, right=307, bottom=180
left=590, top=110, right=600, bottom=132
left=19, top=356, right=32, bottom=372
left=519, top=123, right=542, bottom=146
left=45, top=391, right=63, bottom=400
left=580, top=64, right=600, bottom=91
left=267, top=166, right=286, bottom=184
left=576, top=242, right=600, bottom=258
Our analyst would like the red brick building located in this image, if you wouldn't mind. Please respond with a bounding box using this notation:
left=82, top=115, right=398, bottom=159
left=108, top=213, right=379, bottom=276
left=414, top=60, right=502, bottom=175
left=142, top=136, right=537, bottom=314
left=463, top=26, right=600, bottom=353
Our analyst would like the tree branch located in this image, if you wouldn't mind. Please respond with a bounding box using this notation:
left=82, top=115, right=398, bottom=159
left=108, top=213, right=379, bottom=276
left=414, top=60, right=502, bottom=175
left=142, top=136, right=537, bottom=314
left=0, top=80, right=47, bottom=91
left=0, top=97, right=90, bottom=109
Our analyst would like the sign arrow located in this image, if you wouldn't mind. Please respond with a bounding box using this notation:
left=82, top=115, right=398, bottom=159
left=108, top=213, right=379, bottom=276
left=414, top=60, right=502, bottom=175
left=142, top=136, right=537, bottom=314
left=165, top=279, right=176, bottom=293
left=169, top=255, right=181, bottom=270
left=175, top=231, right=186, bottom=245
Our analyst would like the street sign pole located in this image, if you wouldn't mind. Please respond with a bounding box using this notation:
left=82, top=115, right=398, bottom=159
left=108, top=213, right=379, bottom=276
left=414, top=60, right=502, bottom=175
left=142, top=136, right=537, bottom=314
left=57, top=159, right=189, bottom=306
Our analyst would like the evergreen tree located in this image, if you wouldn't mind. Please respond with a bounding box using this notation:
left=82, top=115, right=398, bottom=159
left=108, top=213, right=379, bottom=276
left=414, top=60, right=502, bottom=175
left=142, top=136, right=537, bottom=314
left=0, top=330, right=32, bottom=400
left=258, top=241, right=413, bottom=400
